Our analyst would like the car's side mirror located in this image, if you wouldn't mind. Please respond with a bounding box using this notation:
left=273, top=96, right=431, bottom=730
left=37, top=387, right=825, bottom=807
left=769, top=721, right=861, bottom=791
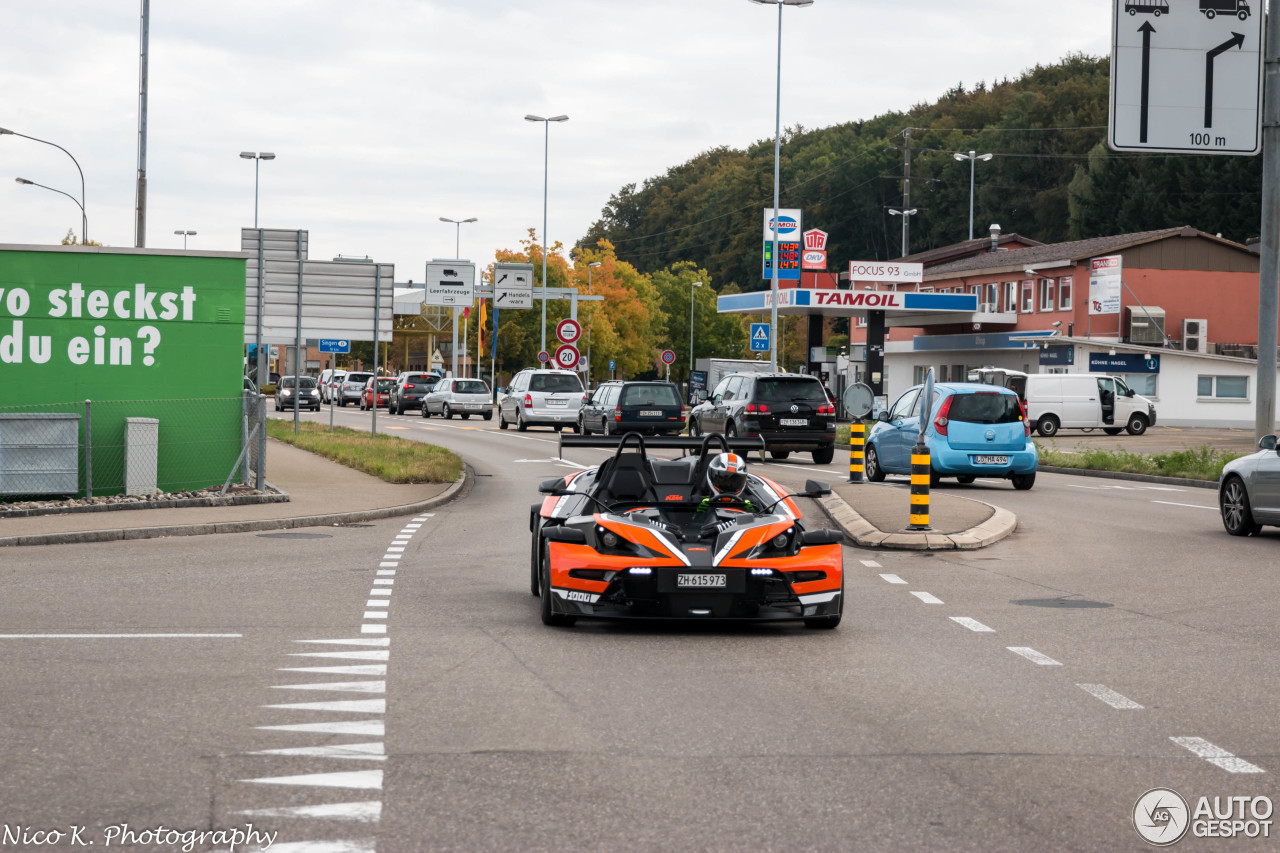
left=541, top=525, right=586, bottom=543
left=801, top=479, right=831, bottom=498
left=877, top=411, right=891, bottom=422
left=538, top=477, right=568, bottom=496
left=697, top=390, right=708, bottom=402
left=800, top=529, right=844, bottom=546
left=1260, top=434, right=1278, bottom=452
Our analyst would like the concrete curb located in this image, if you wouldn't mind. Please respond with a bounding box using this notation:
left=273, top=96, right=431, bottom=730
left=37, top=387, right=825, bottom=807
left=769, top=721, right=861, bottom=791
left=0, top=489, right=289, bottom=519
left=0, top=467, right=473, bottom=548
left=817, top=491, right=1017, bottom=551
left=1037, top=465, right=1217, bottom=490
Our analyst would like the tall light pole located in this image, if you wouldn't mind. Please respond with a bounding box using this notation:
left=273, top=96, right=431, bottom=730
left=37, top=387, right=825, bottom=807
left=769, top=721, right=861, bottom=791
left=587, top=261, right=601, bottom=382
left=689, top=281, right=703, bottom=381
left=888, top=207, right=917, bottom=258
left=174, top=229, right=196, bottom=249
left=749, top=0, right=813, bottom=373
left=525, top=113, right=569, bottom=358
left=2, top=127, right=87, bottom=244
left=439, top=216, right=477, bottom=258
left=953, top=150, right=992, bottom=241
left=239, top=151, right=276, bottom=228
left=15, top=178, right=87, bottom=242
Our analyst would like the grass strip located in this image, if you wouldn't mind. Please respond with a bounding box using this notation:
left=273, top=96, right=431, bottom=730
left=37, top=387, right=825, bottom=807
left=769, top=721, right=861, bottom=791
left=267, top=420, right=462, bottom=484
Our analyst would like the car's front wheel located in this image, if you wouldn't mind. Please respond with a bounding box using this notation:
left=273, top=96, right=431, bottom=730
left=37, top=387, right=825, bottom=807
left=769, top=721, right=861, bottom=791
left=1125, top=413, right=1148, bottom=436
left=1221, top=476, right=1261, bottom=536
left=864, top=444, right=886, bottom=482
left=689, top=418, right=701, bottom=437
left=539, top=539, right=576, bottom=627
left=804, top=582, right=842, bottom=629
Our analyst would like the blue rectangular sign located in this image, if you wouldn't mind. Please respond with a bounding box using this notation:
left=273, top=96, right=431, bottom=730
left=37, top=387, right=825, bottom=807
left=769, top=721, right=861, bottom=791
left=318, top=338, right=351, bottom=354
left=1089, top=352, right=1160, bottom=374
left=1039, top=345, right=1075, bottom=366
left=750, top=323, right=770, bottom=351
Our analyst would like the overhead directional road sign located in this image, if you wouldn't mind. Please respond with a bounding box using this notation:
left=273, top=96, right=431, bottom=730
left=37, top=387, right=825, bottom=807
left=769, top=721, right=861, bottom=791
left=493, top=263, right=534, bottom=309
left=424, top=260, right=476, bottom=306
left=1109, top=0, right=1262, bottom=154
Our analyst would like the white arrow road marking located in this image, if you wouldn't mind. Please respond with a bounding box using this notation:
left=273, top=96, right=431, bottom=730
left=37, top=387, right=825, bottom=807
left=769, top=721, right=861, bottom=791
left=1170, top=737, right=1265, bottom=773
left=910, top=591, right=943, bottom=604
left=272, top=681, right=386, bottom=694
left=263, top=699, right=386, bottom=713
left=257, top=721, right=384, bottom=736
left=288, top=650, right=388, bottom=661
left=261, top=840, right=377, bottom=853
left=248, top=743, right=385, bottom=761
left=1007, top=647, right=1062, bottom=666
left=950, top=617, right=995, bottom=632
left=279, top=665, right=387, bottom=676
left=297, top=638, right=389, bottom=647
left=236, top=802, right=381, bottom=822
left=241, top=770, right=383, bottom=790
left=1077, top=684, right=1143, bottom=709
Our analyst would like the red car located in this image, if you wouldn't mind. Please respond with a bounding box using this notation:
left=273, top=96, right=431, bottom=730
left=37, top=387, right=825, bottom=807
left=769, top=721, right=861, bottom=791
left=360, top=377, right=396, bottom=410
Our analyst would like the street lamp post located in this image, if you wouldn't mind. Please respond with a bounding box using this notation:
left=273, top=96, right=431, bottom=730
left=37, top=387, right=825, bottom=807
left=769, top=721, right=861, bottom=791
left=689, top=281, right=702, bottom=381
left=953, top=150, right=993, bottom=241
left=439, top=216, right=477, bottom=258
left=15, top=177, right=87, bottom=241
left=888, top=207, right=918, bottom=258
left=239, top=151, right=276, bottom=228
left=174, top=229, right=196, bottom=249
left=749, top=0, right=813, bottom=373
left=2, top=127, right=87, bottom=243
left=525, top=113, right=569, bottom=358
left=587, top=261, right=601, bottom=382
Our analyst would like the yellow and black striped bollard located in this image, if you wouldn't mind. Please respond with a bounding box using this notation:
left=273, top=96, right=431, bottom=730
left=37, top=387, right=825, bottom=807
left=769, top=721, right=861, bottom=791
left=847, top=422, right=865, bottom=484
left=907, top=441, right=932, bottom=530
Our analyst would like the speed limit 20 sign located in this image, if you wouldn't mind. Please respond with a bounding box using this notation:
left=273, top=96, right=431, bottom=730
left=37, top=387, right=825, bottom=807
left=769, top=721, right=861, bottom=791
left=554, top=344, right=580, bottom=369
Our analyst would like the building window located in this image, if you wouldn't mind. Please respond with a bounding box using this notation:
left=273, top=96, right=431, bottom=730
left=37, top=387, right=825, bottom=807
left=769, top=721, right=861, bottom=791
left=1039, top=278, right=1055, bottom=311
left=1004, top=282, right=1018, bottom=313
left=1021, top=280, right=1033, bottom=312
left=920, top=286, right=933, bottom=293
left=1059, top=277, right=1073, bottom=310
left=985, top=283, right=998, bottom=308
left=1122, top=374, right=1158, bottom=397
left=856, top=316, right=867, bottom=327
left=913, top=365, right=929, bottom=384
left=1198, top=375, right=1249, bottom=399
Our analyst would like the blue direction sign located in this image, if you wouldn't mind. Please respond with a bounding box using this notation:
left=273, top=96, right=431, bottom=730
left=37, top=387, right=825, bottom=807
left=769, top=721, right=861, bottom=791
left=750, top=323, right=770, bottom=351
left=319, top=339, right=350, bottom=354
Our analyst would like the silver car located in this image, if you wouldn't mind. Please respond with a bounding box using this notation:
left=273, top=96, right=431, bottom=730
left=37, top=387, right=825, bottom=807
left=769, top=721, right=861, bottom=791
left=423, top=378, right=492, bottom=420
left=498, top=368, right=585, bottom=432
left=1219, top=434, right=1280, bottom=535
left=337, top=371, right=374, bottom=407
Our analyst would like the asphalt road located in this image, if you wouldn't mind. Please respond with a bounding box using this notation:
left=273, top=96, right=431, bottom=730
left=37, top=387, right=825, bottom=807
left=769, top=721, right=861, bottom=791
left=1, top=405, right=1275, bottom=852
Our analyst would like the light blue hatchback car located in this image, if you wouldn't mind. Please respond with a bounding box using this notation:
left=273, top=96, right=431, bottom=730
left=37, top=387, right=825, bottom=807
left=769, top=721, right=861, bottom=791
left=864, top=382, right=1039, bottom=490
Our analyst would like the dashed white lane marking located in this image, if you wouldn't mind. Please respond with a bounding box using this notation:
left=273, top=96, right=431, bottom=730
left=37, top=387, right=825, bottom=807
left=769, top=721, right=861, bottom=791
left=362, top=611, right=388, bottom=620
left=880, top=574, right=907, bottom=584
left=860, top=559, right=882, bottom=568
left=0, top=633, right=241, bottom=639
left=1007, top=646, right=1062, bottom=666
left=248, top=743, right=385, bottom=761
left=242, top=770, right=383, bottom=790
left=368, top=589, right=392, bottom=597
left=289, top=650, right=388, bottom=661
left=372, top=579, right=394, bottom=585
left=1170, top=737, right=1265, bottom=773
left=360, top=624, right=388, bottom=634
left=257, top=721, right=384, bottom=736
left=1152, top=501, right=1216, bottom=510
left=376, top=570, right=396, bottom=576
left=281, top=665, right=386, bottom=676
left=264, top=699, right=386, bottom=713
left=1077, top=684, right=1143, bottom=709
left=237, top=802, right=381, bottom=822
left=298, top=638, right=389, bottom=647
left=385, top=546, right=405, bottom=553
left=255, top=838, right=377, bottom=853
left=950, top=617, right=995, bottom=632
left=273, top=681, right=386, bottom=694
left=910, top=591, right=943, bottom=604
left=365, top=600, right=389, bottom=608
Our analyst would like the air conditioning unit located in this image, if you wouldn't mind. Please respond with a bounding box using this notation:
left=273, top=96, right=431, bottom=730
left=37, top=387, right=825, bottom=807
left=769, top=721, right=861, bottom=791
left=978, top=302, right=996, bottom=314
left=1128, top=306, right=1166, bottom=345
left=1182, top=318, right=1208, bottom=353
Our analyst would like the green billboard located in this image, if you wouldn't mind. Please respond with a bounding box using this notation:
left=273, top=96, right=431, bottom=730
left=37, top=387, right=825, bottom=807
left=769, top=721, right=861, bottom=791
left=0, top=246, right=249, bottom=496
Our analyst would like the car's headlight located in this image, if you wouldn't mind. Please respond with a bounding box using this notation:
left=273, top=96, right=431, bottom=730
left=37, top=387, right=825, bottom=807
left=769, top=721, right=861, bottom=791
left=282, top=389, right=292, bottom=396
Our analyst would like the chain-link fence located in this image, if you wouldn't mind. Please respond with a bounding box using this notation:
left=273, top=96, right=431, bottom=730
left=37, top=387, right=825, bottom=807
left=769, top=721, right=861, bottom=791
left=0, top=394, right=267, bottom=501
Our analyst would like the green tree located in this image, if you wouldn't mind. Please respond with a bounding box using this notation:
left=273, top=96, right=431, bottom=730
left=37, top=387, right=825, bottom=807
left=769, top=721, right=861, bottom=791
left=650, top=261, right=746, bottom=384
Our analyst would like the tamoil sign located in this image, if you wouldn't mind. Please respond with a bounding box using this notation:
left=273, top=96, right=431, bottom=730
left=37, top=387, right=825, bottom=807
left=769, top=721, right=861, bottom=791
left=762, top=208, right=802, bottom=281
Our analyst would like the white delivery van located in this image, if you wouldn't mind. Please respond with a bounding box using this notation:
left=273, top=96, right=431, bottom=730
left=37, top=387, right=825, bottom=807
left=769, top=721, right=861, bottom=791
left=968, top=368, right=1157, bottom=437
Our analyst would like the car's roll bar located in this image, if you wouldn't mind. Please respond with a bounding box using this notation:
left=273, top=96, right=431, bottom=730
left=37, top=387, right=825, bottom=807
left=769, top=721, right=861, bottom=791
left=558, top=432, right=766, bottom=458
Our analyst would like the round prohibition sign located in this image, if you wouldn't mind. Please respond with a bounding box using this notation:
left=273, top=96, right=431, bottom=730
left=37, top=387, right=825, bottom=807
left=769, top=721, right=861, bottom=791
left=554, top=344, right=580, bottom=369
left=536, top=350, right=550, bottom=363
left=660, top=349, right=675, bottom=365
left=556, top=318, right=583, bottom=345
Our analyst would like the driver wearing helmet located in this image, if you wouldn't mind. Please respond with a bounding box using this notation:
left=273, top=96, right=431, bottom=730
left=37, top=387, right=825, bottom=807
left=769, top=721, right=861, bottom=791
left=696, top=452, right=755, bottom=513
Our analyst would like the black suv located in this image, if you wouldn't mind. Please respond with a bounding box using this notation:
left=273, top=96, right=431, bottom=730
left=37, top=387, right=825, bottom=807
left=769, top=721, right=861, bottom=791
left=390, top=372, right=439, bottom=414
left=579, top=381, right=685, bottom=436
left=690, top=372, right=836, bottom=464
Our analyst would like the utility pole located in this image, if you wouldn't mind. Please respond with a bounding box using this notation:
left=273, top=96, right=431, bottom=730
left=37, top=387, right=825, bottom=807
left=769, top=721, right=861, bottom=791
left=901, top=128, right=912, bottom=258
left=134, top=0, right=150, bottom=248
left=1259, top=7, right=1280, bottom=440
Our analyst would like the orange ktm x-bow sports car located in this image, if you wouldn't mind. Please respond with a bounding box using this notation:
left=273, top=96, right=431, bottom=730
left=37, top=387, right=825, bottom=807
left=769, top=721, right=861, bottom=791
left=529, top=433, right=845, bottom=628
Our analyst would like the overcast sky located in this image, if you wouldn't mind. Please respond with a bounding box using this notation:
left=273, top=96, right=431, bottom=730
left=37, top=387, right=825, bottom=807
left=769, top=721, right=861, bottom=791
left=1, top=1, right=1112, bottom=282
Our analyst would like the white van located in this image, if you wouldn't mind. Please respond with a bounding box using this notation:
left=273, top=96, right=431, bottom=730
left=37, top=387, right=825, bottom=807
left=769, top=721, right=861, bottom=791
left=969, top=368, right=1157, bottom=437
